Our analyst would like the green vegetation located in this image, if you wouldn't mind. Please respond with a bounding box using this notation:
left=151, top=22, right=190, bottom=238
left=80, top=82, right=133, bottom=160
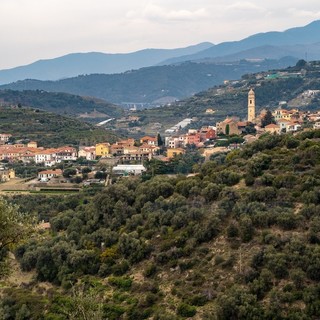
left=136, top=60, right=320, bottom=132
left=0, top=89, right=123, bottom=118
left=0, top=58, right=298, bottom=104
left=0, top=198, right=34, bottom=278
left=0, top=106, right=118, bottom=147
left=2, top=130, right=320, bottom=318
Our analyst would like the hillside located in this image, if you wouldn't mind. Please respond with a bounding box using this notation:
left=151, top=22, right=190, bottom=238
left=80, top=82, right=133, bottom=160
left=160, top=20, right=320, bottom=65
left=0, top=43, right=213, bottom=84
left=136, top=60, right=320, bottom=132
left=1, top=21, right=320, bottom=86
left=0, top=89, right=123, bottom=119
left=0, top=58, right=298, bottom=105
left=0, top=106, right=118, bottom=147
left=2, top=130, right=320, bottom=318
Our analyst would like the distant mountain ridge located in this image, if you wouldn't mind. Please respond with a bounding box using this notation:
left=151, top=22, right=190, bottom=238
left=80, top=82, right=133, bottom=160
left=0, top=58, right=299, bottom=105
left=0, top=42, right=213, bottom=85
left=159, top=20, right=320, bottom=65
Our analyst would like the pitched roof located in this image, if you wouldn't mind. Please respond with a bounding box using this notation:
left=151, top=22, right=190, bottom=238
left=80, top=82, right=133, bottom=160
left=265, top=124, right=280, bottom=128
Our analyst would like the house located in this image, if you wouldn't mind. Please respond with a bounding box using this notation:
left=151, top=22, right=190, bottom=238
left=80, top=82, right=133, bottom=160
left=273, top=108, right=292, bottom=121
left=167, top=148, right=186, bottom=159
left=55, top=146, right=77, bottom=162
left=200, top=127, right=216, bottom=140
left=138, top=144, right=159, bottom=155
left=35, top=149, right=57, bottom=167
left=120, top=151, right=152, bottom=162
left=111, top=144, right=124, bottom=156
left=165, top=136, right=185, bottom=149
left=38, top=169, right=63, bottom=180
left=95, top=143, right=111, bottom=157
left=185, top=132, right=201, bottom=146
left=27, top=141, right=38, bottom=148
left=140, top=136, right=158, bottom=146
left=79, top=146, right=96, bottom=160
left=286, top=122, right=301, bottom=133
left=265, top=123, right=280, bottom=134
left=277, top=119, right=291, bottom=132
left=0, top=147, right=36, bottom=162
left=116, top=138, right=135, bottom=147
left=0, top=134, right=12, bottom=144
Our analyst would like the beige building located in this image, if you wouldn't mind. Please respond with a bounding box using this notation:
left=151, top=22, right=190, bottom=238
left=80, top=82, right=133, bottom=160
left=248, top=88, right=256, bottom=122
left=216, top=118, right=241, bottom=135
left=265, top=123, right=280, bottom=134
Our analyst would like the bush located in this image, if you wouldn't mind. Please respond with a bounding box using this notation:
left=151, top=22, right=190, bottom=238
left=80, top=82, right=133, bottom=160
left=108, top=276, right=133, bottom=289
left=177, top=303, right=197, bottom=317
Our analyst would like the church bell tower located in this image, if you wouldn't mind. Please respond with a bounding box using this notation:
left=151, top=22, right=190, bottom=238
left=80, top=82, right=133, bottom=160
left=248, top=88, right=255, bottom=122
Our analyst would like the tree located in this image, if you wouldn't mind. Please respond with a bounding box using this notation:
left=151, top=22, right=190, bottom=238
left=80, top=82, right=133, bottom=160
left=63, top=168, right=77, bottom=178
left=261, top=110, right=276, bottom=128
left=157, top=133, right=163, bottom=146
left=0, top=199, right=34, bottom=278
left=226, top=124, right=230, bottom=136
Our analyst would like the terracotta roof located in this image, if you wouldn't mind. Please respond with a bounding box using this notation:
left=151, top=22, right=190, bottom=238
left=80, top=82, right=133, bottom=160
left=265, top=124, right=280, bottom=128
left=38, top=169, right=63, bottom=175
left=277, top=118, right=291, bottom=123
left=140, top=136, right=157, bottom=141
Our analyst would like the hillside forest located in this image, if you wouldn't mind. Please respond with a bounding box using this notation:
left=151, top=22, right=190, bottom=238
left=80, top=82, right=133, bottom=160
left=1, top=130, right=320, bottom=319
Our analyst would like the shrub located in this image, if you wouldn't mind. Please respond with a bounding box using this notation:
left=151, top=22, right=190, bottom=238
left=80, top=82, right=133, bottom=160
left=177, top=303, right=196, bottom=317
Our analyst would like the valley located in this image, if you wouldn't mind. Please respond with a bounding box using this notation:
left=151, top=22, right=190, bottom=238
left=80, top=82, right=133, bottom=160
left=2, top=17, right=320, bottom=320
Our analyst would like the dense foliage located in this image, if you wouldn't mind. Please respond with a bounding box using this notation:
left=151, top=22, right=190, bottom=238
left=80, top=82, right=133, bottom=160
left=0, top=89, right=123, bottom=118
left=3, top=130, right=320, bottom=319
left=0, top=106, right=118, bottom=147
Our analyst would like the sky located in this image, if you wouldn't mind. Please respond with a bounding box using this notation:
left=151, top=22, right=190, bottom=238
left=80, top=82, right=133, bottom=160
left=0, top=0, right=320, bottom=69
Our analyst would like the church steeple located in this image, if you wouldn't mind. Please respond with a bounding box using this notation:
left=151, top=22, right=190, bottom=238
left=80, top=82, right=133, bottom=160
left=248, top=88, right=255, bottom=122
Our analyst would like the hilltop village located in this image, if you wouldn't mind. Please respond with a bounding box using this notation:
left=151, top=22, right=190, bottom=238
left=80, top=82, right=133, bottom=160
left=0, top=87, right=320, bottom=188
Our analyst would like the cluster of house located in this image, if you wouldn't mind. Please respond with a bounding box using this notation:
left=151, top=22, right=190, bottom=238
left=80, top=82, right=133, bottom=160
left=0, top=141, right=77, bottom=166
left=0, top=137, right=159, bottom=167
left=216, top=107, right=320, bottom=136
left=163, top=126, right=216, bottom=157
left=82, top=136, right=160, bottom=162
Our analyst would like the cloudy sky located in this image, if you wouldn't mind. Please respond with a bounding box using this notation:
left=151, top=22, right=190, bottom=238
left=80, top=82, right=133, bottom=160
left=0, top=0, right=320, bottom=69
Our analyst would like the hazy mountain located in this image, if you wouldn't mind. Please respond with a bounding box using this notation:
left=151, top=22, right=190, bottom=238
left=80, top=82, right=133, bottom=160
left=197, top=43, right=320, bottom=63
left=159, top=20, right=320, bottom=65
left=1, top=57, right=298, bottom=105
left=0, top=42, right=213, bottom=85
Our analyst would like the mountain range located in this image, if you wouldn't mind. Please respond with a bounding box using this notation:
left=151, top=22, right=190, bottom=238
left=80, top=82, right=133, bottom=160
left=0, top=58, right=298, bottom=105
left=0, top=42, right=213, bottom=85
left=1, top=20, right=320, bottom=105
left=160, top=20, right=320, bottom=65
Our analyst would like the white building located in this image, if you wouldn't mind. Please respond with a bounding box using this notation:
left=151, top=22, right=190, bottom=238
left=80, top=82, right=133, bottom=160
left=113, top=164, right=146, bottom=176
left=35, top=150, right=57, bottom=167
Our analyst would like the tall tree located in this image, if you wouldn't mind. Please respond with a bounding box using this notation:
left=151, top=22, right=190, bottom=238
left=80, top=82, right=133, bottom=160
left=261, top=110, right=276, bottom=128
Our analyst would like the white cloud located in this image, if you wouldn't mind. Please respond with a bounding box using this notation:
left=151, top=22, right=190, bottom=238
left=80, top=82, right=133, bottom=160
left=226, top=2, right=267, bottom=13
left=0, top=0, right=320, bottom=68
left=127, top=3, right=209, bottom=22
